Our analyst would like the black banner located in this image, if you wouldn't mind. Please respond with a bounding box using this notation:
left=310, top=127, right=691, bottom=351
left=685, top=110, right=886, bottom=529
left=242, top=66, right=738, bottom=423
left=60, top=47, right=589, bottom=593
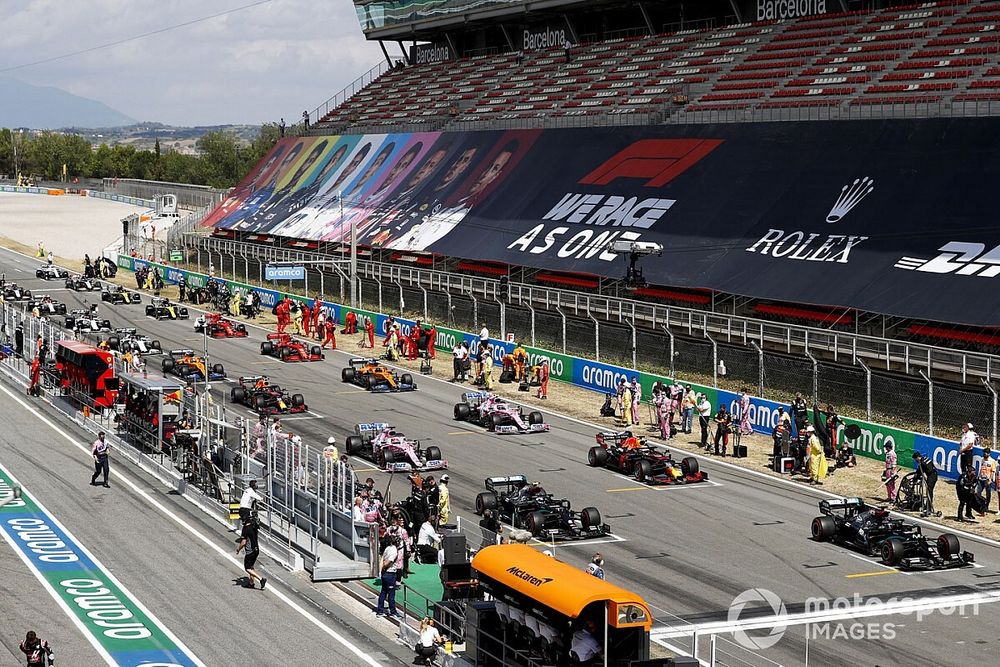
left=206, top=118, right=1000, bottom=326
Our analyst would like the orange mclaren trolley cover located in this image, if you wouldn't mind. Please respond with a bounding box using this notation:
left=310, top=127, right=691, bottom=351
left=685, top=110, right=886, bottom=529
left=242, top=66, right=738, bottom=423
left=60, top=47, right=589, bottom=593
left=472, top=544, right=652, bottom=630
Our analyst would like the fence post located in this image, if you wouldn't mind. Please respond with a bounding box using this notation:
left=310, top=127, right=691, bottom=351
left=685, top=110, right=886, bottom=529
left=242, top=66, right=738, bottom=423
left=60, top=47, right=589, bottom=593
left=556, top=306, right=567, bottom=355
left=661, top=325, right=675, bottom=378
left=858, top=359, right=872, bottom=421
left=705, top=331, right=718, bottom=387
left=527, top=304, right=535, bottom=346
left=497, top=298, right=506, bottom=339
left=805, top=351, right=818, bottom=404
left=919, top=369, right=933, bottom=436
left=590, top=312, right=600, bottom=361
left=751, top=341, right=764, bottom=397
left=982, top=379, right=998, bottom=447
left=470, top=292, right=478, bottom=330
left=420, top=285, right=428, bottom=321
left=626, top=319, right=637, bottom=370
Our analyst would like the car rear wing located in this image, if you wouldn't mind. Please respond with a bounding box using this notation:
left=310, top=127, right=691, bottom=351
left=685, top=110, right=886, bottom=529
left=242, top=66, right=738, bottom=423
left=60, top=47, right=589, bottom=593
left=350, top=357, right=379, bottom=367
left=356, top=422, right=391, bottom=438
left=485, top=474, right=528, bottom=492
left=462, top=391, right=491, bottom=405
left=819, top=497, right=866, bottom=514
left=115, top=327, right=138, bottom=335
left=169, top=349, right=195, bottom=356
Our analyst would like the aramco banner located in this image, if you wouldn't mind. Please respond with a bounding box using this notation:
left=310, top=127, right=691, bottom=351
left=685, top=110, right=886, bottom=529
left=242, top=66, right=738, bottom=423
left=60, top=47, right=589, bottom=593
left=203, top=118, right=1000, bottom=326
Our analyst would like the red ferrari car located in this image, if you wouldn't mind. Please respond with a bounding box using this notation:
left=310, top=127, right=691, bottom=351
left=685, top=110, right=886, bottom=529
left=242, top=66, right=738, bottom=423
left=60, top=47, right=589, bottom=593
left=260, top=332, right=323, bottom=362
left=194, top=313, right=249, bottom=338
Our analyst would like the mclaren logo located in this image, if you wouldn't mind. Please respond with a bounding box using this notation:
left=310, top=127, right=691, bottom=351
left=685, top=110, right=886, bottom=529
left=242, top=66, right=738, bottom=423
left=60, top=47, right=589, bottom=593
left=826, top=177, right=875, bottom=223
left=895, top=242, right=1000, bottom=277
left=506, top=566, right=554, bottom=587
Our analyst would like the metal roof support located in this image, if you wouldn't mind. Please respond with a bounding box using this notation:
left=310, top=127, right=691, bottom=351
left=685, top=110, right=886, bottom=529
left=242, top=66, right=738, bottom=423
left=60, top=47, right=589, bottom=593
left=378, top=40, right=393, bottom=67
left=637, top=2, right=655, bottom=36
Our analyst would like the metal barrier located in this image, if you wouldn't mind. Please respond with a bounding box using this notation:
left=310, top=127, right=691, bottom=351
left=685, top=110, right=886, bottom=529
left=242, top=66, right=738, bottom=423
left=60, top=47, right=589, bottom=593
left=103, top=178, right=226, bottom=210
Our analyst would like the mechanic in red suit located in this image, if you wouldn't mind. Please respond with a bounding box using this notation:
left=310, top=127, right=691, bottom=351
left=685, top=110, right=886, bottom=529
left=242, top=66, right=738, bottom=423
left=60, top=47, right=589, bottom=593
left=311, top=296, right=321, bottom=335
left=365, top=316, right=376, bottom=348
left=28, top=355, right=41, bottom=397
left=321, top=317, right=337, bottom=350
left=343, top=310, right=358, bottom=334
left=407, top=320, right=422, bottom=360
left=301, top=301, right=311, bottom=337
left=275, top=297, right=291, bottom=334
left=536, top=359, right=549, bottom=400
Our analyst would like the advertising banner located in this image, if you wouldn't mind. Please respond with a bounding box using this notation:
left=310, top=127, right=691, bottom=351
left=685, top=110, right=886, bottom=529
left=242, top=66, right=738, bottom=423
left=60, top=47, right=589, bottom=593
left=202, top=119, right=1000, bottom=326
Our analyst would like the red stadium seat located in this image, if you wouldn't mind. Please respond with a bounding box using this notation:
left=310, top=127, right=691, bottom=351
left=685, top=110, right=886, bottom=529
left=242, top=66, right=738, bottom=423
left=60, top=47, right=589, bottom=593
left=755, top=304, right=854, bottom=326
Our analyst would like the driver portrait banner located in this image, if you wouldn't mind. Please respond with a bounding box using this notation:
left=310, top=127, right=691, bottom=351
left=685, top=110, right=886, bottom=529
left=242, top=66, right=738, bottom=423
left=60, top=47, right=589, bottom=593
left=206, top=118, right=1000, bottom=325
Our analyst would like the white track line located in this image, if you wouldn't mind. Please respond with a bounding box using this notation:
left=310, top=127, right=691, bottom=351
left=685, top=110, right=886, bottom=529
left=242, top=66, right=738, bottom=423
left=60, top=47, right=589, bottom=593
left=0, top=380, right=383, bottom=667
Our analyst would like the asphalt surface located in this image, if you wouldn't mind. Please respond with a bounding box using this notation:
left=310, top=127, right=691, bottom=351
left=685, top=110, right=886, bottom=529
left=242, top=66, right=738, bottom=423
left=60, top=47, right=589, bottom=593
left=4, top=245, right=1000, bottom=666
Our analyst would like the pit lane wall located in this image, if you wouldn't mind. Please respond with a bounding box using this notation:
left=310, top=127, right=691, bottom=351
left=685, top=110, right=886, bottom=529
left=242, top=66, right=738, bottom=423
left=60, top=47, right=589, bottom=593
left=117, top=255, right=972, bottom=481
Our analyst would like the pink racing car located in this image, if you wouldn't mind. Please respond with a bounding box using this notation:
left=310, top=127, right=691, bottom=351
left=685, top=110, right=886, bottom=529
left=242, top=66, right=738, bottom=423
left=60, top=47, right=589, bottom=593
left=344, top=422, right=447, bottom=472
left=453, top=392, right=549, bottom=434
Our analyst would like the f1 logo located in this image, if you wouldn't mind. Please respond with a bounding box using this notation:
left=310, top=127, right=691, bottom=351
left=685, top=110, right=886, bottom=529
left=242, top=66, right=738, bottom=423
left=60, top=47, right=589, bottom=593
left=579, top=138, right=723, bottom=188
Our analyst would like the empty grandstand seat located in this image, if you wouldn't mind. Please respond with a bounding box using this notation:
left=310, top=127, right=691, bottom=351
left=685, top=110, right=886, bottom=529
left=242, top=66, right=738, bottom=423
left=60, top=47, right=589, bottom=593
left=906, top=324, right=1000, bottom=349
left=631, top=287, right=711, bottom=305
left=755, top=304, right=854, bottom=326
left=535, top=272, right=600, bottom=289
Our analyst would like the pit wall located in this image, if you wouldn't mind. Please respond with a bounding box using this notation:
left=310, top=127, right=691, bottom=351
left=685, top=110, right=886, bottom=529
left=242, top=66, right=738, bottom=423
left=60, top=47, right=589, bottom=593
left=117, top=254, right=975, bottom=481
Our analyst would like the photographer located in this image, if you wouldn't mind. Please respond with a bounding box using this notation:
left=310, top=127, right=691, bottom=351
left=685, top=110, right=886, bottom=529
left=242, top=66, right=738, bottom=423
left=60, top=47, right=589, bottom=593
left=712, top=404, right=731, bottom=456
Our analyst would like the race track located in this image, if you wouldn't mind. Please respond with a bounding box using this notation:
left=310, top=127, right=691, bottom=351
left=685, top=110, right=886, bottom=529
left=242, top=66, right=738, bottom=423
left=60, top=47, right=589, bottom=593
left=3, top=245, right=1000, bottom=666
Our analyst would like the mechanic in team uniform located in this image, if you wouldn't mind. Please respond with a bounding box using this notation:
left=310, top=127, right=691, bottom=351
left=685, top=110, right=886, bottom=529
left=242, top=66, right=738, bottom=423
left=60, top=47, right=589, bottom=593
left=586, top=553, right=605, bottom=580
left=90, top=432, right=111, bottom=488
left=239, top=479, right=264, bottom=526
left=19, top=631, right=53, bottom=667
left=236, top=513, right=266, bottom=590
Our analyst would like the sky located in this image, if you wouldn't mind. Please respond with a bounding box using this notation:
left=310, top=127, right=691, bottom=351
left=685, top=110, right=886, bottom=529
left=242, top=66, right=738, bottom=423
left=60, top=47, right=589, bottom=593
left=0, top=0, right=388, bottom=126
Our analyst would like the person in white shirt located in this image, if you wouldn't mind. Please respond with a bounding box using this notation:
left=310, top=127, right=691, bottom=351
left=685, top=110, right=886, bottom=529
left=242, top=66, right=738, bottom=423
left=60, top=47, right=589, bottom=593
left=959, top=423, right=979, bottom=473
left=239, top=479, right=263, bottom=525
left=352, top=496, right=365, bottom=522
left=570, top=619, right=602, bottom=662
left=415, top=617, right=443, bottom=665
left=479, top=325, right=489, bottom=342
left=452, top=343, right=468, bottom=382
left=697, top=394, right=712, bottom=450
left=416, top=518, right=440, bottom=563
left=375, top=536, right=399, bottom=617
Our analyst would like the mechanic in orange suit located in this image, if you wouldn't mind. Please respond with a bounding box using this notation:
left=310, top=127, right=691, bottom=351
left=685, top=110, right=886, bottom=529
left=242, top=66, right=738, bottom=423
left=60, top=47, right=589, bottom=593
left=321, top=318, right=337, bottom=350
left=536, top=359, right=549, bottom=399
left=512, top=343, right=528, bottom=381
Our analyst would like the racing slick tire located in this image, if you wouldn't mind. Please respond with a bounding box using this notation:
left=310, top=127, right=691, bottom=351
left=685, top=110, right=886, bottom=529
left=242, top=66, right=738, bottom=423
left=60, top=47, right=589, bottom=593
left=236, top=324, right=247, bottom=334
left=484, top=414, right=496, bottom=432
left=527, top=511, right=547, bottom=536
left=528, top=411, right=543, bottom=425
left=212, top=363, right=225, bottom=376
left=279, top=346, right=292, bottom=361
left=400, top=373, right=413, bottom=386
left=681, top=457, right=699, bottom=477
left=253, top=395, right=269, bottom=411
left=310, top=346, right=322, bottom=358
left=101, top=320, right=111, bottom=330
left=937, top=533, right=961, bottom=560
left=635, top=459, right=653, bottom=483
left=811, top=515, right=837, bottom=541
left=345, top=435, right=363, bottom=455
left=881, top=538, right=906, bottom=566
left=101, top=291, right=111, bottom=302
left=161, top=357, right=176, bottom=373
left=588, top=447, right=608, bottom=467
left=35, top=270, right=43, bottom=278
left=425, top=446, right=442, bottom=462
left=475, top=491, right=497, bottom=515
left=291, top=393, right=305, bottom=407
left=260, top=341, right=274, bottom=356
left=231, top=387, right=246, bottom=404
left=581, top=507, right=602, bottom=529
left=454, top=403, right=471, bottom=421
left=145, top=305, right=154, bottom=317
left=152, top=340, right=162, bottom=352
left=342, top=367, right=356, bottom=383
left=108, top=336, right=120, bottom=350
left=56, top=304, right=66, bottom=315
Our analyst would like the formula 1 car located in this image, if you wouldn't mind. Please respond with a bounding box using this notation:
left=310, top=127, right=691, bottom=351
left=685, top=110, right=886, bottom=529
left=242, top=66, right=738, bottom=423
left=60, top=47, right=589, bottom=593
left=65, top=275, right=101, bottom=291
left=145, top=297, right=189, bottom=320
left=64, top=308, right=112, bottom=333
left=345, top=422, right=447, bottom=472
left=35, top=265, right=69, bottom=280
left=590, top=430, right=707, bottom=485
left=811, top=498, right=974, bottom=570
left=474, top=475, right=610, bottom=540
left=230, top=376, right=307, bottom=415
left=160, top=350, right=225, bottom=382
left=260, top=332, right=322, bottom=362
left=2, top=283, right=32, bottom=301
left=102, top=285, right=142, bottom=305
left=194, top=313, right=249, bottom=338
left=26, top=297, right=67, bottom=316
left=454, top=392, right=548, bottom=434
left=105, top=328, right=162, bottom=355
left=341, top=357, right=415, bottom=392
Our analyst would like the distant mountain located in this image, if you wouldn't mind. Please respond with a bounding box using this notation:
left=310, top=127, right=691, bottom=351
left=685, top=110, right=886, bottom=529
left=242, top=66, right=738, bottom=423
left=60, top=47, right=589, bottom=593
left=0, top=78, right=135, bottom=129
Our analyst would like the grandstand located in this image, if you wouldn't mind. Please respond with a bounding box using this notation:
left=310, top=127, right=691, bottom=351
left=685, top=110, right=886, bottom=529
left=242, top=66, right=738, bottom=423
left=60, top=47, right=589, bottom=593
left=316, top=0, right=1000, bottom=133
